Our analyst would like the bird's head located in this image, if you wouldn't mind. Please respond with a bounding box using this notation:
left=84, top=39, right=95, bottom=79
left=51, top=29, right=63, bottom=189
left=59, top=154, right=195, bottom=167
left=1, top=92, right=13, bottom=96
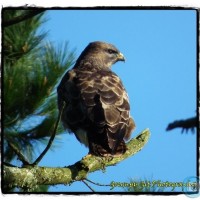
left=76, top=41, right=125, bottom=69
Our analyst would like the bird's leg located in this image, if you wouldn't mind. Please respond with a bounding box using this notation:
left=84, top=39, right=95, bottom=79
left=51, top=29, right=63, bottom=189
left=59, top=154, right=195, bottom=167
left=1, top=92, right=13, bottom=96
left=95, top=155, right=114, bottom=172
left=96, top=156, right=107, bottom=172
left=82, top=153, right=108, bottom=172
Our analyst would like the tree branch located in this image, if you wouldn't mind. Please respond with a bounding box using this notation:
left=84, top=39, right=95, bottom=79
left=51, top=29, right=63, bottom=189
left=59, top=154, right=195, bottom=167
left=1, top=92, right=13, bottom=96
left=32, top=102, right=66, bottom=165
left=85, top=178, right=110, bottom=187
left=81, top=180, right=95, bottom=192
left=3, top=10, right=45, bottom=27
left=166, top=116, right=197, bottom=133
left=3, top=129, right=150, bottom=192
left=6, top=140, right=30, bottom=165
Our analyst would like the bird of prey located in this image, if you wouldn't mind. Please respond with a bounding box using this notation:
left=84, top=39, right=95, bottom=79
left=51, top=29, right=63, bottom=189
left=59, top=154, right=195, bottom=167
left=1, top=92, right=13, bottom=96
left=57, top=41, right=135, bottom=157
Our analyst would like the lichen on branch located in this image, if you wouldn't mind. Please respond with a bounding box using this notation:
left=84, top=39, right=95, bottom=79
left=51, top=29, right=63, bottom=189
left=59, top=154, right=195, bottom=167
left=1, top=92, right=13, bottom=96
left=3, top=129, right=150, bottom=192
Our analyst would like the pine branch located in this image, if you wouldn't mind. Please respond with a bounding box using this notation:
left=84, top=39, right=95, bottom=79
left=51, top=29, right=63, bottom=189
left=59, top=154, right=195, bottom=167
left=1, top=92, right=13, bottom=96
left=6, top=140, right=30, bottom=165
left=3, top=129, right=150, bottom=192
left=32, top=102, right=66, bottom=165
left=3, top=10, right=45, bottom=27
left=166, top=117, right=197, bottom=133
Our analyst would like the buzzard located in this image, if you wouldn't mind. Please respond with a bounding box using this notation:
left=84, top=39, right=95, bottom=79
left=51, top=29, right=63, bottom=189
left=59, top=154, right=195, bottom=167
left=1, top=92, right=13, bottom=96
left=57, top=41, right=135, bottom=157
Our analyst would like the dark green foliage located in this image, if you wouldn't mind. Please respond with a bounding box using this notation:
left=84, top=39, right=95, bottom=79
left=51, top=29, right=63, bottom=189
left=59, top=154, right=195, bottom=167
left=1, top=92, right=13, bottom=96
left=3, top=9, right=76, bottom=164
left=3, top=10, right=46, bottom=63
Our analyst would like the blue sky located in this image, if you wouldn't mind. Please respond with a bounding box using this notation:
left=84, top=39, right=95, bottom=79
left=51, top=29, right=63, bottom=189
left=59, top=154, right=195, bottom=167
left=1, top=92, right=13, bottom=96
left=36, top=9, right=197, bottom=192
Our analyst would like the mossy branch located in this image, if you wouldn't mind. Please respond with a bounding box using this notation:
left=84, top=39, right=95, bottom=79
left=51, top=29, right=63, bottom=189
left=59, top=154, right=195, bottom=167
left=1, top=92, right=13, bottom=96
left=3, top=129, right=150, bottom=191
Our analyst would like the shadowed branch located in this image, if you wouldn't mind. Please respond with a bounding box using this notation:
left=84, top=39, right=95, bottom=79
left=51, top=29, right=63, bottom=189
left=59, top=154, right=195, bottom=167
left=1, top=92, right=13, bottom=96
left=166, top=117, right=197, bottom=133
left=3, top=10, right=45, bottom=27
left=32, top=102, right=66, bottom=165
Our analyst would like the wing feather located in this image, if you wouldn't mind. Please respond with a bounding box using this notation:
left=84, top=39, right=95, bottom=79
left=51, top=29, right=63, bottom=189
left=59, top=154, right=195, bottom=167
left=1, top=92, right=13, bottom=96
left=57, top=68, right=135, bottom=156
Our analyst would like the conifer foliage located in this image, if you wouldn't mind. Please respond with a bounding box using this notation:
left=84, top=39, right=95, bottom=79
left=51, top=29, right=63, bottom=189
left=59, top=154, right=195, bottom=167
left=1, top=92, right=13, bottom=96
left=3, top=9, right=76, bottom=164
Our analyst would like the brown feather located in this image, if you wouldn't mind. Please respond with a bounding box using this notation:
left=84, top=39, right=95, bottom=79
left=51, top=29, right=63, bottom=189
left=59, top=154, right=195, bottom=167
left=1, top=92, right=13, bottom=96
left=57, top=41, right=135, bottom=156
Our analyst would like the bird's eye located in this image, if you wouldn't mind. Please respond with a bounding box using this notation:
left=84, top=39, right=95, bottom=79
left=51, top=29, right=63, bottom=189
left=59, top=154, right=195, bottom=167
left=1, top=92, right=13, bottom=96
left=107, top=49, right=117, bottom=54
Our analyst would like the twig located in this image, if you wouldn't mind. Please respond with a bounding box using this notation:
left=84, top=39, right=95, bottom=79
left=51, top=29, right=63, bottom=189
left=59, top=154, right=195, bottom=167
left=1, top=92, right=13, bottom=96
left=3, top=162, right=17, bottom=167
left=3, top=10, right=45, bottom=27
left=32, top=102, right=66, bottom=165
left=82, top=180, right=95, bottom=192
left=7, top=140, right=30, bottom=165
left=85, top=178, right=110, bottom=187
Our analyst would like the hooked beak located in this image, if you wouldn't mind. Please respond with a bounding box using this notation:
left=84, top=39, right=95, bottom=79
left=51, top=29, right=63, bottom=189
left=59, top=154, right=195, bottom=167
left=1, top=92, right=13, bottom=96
left=117, top=52, right=125, bottom=62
